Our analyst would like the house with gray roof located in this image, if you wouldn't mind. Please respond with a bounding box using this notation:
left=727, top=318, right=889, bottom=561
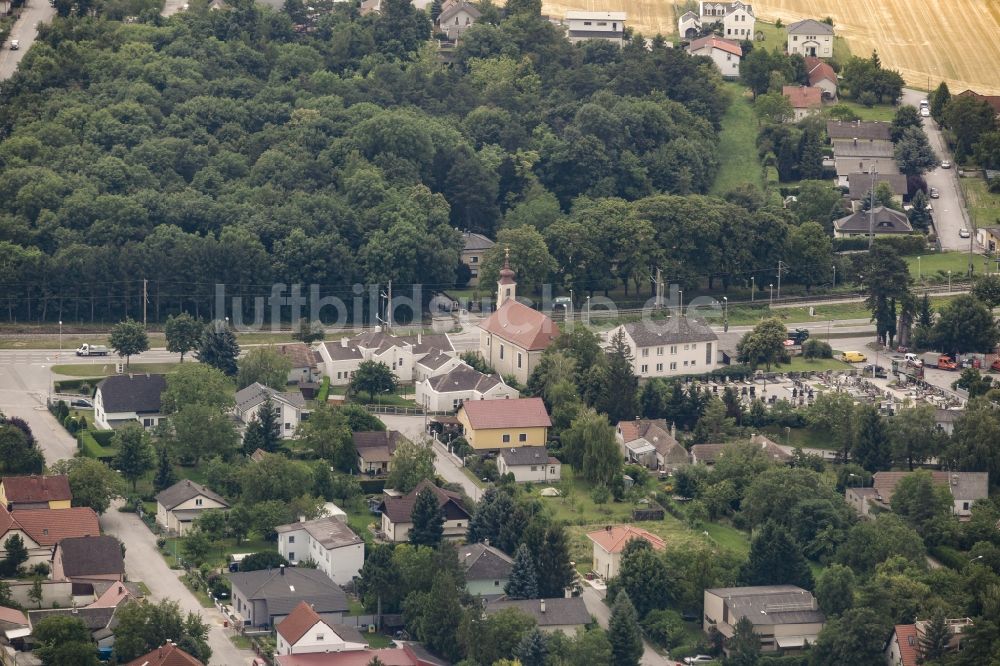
left=786, top=18, right=834, bottom=58
left=608, top=318, right=718, bottom=378
left=436, top=0, right=481, bottom=40
left=826, top=120, right=892, bottom=141
left=616, top=419, right=688, bottom=471
left=834, top=206, right=913, bottom=238
left=458, top=542, right=513, bottom=599
left=353, top=430, right=408, bottom=476
left=416, top=363, right=519, bottom=412
left=704, top=585, right=825, bottom=653
left=155, top=480, right=229, bottom=536
left=485, top=597, right=591, bottom=633
left=229, top=566, right=350, bottom=630
left=93, top=373, right=167, bottom=430
left=496, top=446, right=561, bottom=483
left=275, top=517, right=363, bottom=586
left=234, top=382, right=310, bottom=439
left=461, top=232, right=495, bottom=286
left=848, top=172, right=908, bottom=205
left=274, top=343, right=322, bottom=385
left=316, top=330, right=455, bottom=387
left=53, top=535, right=125, bottom=586
left=863, top=471, right=989, bottom=519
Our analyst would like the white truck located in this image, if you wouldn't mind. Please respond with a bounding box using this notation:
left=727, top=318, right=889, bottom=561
left=76, top=343, right=110, bottom=356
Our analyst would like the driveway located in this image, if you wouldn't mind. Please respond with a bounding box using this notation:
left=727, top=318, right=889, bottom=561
left=581, top=585, right=677, bottom=666
left=900, top=88, right=974, bottom=253
left=100, top=505, right=254, bottom=665
left=0, top=0, right=56, bottom=80
left=378, top=414, right=481, bottom=500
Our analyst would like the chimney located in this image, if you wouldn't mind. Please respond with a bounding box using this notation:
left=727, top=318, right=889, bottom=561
left=185, top=480, right=191, bottom=487
left=952, top=474, right=958, bottom=486
left=280, top=564, right=285, bottom=575
left=484, top=537, right=490, bottom=547
left=853, top=137, right=858, bottom=146
left=417, top=332, right=422, bottom=344
left=341, top=337, right=348, bottom=348
left=671, top=422, right=676, bottom=439
left=540, top=599, right=546, bottom=613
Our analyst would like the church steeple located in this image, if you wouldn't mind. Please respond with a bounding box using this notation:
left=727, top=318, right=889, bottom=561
left=497, top=247, right=516, bottom=306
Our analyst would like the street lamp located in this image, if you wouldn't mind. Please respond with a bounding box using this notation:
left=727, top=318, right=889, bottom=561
left=678, top=289, right=684, bottom=318
left=58, top=320, right=62, bottom=358
left=948, top=270, right=952, bottom=293
left=768, top=283, right=773, bottom=306
left=917, top=256, right=922, bottom=281
left=585, top=295, right=591, bottom=326
left=832, top=265, right=836, bottom=289
left=751, top=276, right=755, bottom=302
left=722, top=296, right=728, bottom=323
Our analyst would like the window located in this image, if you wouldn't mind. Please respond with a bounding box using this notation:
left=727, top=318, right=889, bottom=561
left=692, top=343, right=697, bottom=350
left=500, top=344, right=505, bottom=360
left=471, top=256, right=478, bottom=263
left=550, top=466, right=556, bottom=474
left=285, top=423, right=292, bottom=429
left=793, top=35, right=798, bottom=41
left=684, top=344, right=690, bottom=351
left=288, top=536, right=295, bottom=543
left=531, top=466, right=538, bottom=471
left=656, top=346, right=663, bottom=355
left=642, top=348, right=649, bottom=357
left=143, top=418, right=154, bottom=427
left=503, top=434, right=511, bottom=443
left=656, top=363, right=663, bottom=372
left=640, top=364, right=648, bottom=373
left=195, top=499, right=203, bottom=506
left=517, top=352, right=523, bottom=369
left=519, top=433, right=527, bottom=442
left=963, top=502, right=970, bottom=511
left=494, top=580, right=501, bottom=586
left=316, top=634, right=324, bottom=642
left=583, top=20, right=591, bottom=25
left=670, top=345, right=677, bottom=354
left=706, top=342, right=713, bottom=365
left=683, top=360, right=689, bottom=366
left=288, top=552, right=295, bottom=560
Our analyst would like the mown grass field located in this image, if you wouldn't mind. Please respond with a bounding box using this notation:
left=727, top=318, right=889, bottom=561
left=52, top=362, right=181, bottom=377
left=710, top=84, right=764, bottom=195
left=961, top=177, right=1000, bottom=232
left=906, top=252, right=978, bottom=283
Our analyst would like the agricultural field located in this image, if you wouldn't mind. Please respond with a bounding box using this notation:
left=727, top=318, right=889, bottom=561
left=540, top=0, right=675, bottom=38
left=756, top=0, right=1000, bottom=94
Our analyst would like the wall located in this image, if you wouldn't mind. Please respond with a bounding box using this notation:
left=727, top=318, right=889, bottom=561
left=479, top=331, right=540, bottom=386
left=467, top=577, right=509, bottom=597
left=615, top=327, right=718, bottom=378
left=497, top=458, right=561, bottom=483
left=5, top=580, right=73, bottom=607
left=457, top=411, right=548, bottom=450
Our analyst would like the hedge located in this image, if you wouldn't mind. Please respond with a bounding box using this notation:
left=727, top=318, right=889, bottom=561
left=78, top=430, right=116, bottom=459
left=929, top=545, right=968, bottom=570
left=316, top=376, right=330, bottom=403
left=833, top=235, right=930, bottom=255
left=54, top=378, right=101, bottom=394
left=359, top=478, right=386, bottom=494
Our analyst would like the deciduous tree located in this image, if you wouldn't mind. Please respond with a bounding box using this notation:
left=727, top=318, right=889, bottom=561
left=386, top=438, right=436, bottom=493
left=237, top=347, right=292, bottom=390
left=113, top=424, right=155, bottom=491
left=349, top=360, right=398, bottom=403
left=164, top=313, right=202, bottom=362
left=932, top=294, right=999, bottom=356
left=109, top=318, right=149, bottom=370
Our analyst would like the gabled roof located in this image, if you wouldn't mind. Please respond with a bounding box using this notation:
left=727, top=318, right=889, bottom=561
left=586, top=525, right=665, bottom=554
left=834, top=206, right=912, bottom=234
left=787, top=18, right=834, bottom=35
left=275, top=343, right=320, bottom=369
left=832, top=138, right=895, bottom=158
left=1, top=475, right=71, bottom=504
left=277, top=601, right=326, bottom=645
left=154, top=480, right=229, bottom=511
left=783, top=85, right=822, bottom=109
left=891, top=624, right=920, bottom=666
left=805, top=56, right=837, bottom=86
left=438, top=0, right=481, bottom=23
left=498, top=446, right=554, bottom=467
left=57, top=535, right=125, bottom=577
left=398, top=334, right=454, bottom=355
left=378, top=480, right=470, bottom=524
left=848, top=173, right=908, bottom=199
left=0, top=505, right=100, bottom=546
left=458, top=542, right=514, bottom=581
left=426, top=365, right=503, bottom=394
left=873, top=471, right=989, bottom=502
left=620, top=318, right=717, bottom=347
left=462, top=231, right=495, bottom=252
left=679, top=10, right=698, bottom=21
left=125, top=642, right=205, bottom=666
left=690, top=443, right=726, bottom=464
left=956, top=89, right=1000, bottom=115
left=235, top=382, right=306, bottom=413
left=28, top=606, right=118, bottom=632
left=687, top=35, right=742, bottom=57
left=826, top=120, right=891, bottom=141
left=459, top=397, right=551, bottom=430
left=0, top=606, right=27, bottom=628
left=229, top=567, right=349, bottom=616
left=617, top=419, right=686, bottom=462
left=352, top=430, right=405, bottom=461
left=323, top=339, right=364, bottom=361
left=417, top=349, right=456, bottom=371
left=96, top=374, right=167, bottom=414
left=274, top=516, right=362, bottom=550
left=565, top=10, right=626, bottom=20
left=478, top=300, right=558, bottom=351
left=485, top=597, right=591, bottom=627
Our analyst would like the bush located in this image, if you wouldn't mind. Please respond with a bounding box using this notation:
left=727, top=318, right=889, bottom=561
left=78, top=430, right=116, bottom=459
left=642, top=609, right=686, bottom=649
left=802, top=339, right=833, bottom=359
left=239, top=552, right=289, bottom=572
left=92, top=430, right=115, bottom=446
left=316, top=376, right=330, bottom=403
left=29, top=562, right=50, bottom=577
left=858, top=91, right=877, bottom=107
left=156, top=537, right=167, bottom=549
left=928, top=545, right=968, bottom=570
left=590, top=485, right=611, bottom=504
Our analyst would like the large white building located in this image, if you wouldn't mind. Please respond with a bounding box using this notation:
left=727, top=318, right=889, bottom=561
left=686, top=35, right=742, bottom=78
left=564, top=11, right=626, bottom=45
left=607, top=318, right=718, bottom=378
left=699, top=1, right=755, bottom=41
left=786, top=19, right=834, bottom=58
left=316, top=330, right=455, bottom=386
left=233, top=382, right=310, bottom=438
left=416, top=363, right=518, bottom=412
left=275, top=516, right=364, bottom=586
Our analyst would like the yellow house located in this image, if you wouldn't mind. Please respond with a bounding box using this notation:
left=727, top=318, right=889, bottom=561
left=456, top=397, right=551, bottom=450
left=0, top=475, right=72, bottom=510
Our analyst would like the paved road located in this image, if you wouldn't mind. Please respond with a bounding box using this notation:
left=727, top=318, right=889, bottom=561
left=378, top=413, right=482, bottom=500
left=581, top=585, right=677, bottom=666
left=900, top=88, right=974, bottom=254
left=0, top=351, right=78, bottom=463
left=0, top=0, right=55, bottom=80
left=100, top=504, right=252, bottom=666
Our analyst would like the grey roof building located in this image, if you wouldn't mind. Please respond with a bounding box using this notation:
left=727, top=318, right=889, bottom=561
left=848, top=173, right=908, bottom=200
left=54, top=535, right=125, bottom=580
left=485, top=597, right=591, bottom=631
left=826, top=120, right=892, bottom=141
left=787, top=18, right=834, bottom=35
left=229, top=566, right=350, bottom=629
left=834, top=206, right=913, bottom=237
left=620, top=318, right=717, bottom=347
left=704, top=585, right=825, bottom=651
left=426, top=365, right=502, bottom=394
left=155, top=480, right=227, bottom=511
left=94, top=373, right=167, bottom=430
left=459, top=542, right=513, bottom=599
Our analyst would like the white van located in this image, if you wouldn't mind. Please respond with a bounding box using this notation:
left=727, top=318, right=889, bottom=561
left=905, top=353, right=923, bottom=367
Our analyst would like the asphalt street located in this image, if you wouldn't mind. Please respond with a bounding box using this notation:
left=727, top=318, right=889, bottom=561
left=581, top=585, right=677, bottom=666
left=0, top=0, right=55, bottom=80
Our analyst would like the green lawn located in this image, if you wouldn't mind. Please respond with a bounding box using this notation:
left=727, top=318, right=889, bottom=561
left=702, top=522, right=750, bottom=555
left=751, top=295, right=959, bottom=326
left=365, top=633, right=394, bottom=649
left=754, top=21, right=785, bottom=50
left=230, top=635, right=254, bottom=650
left=52, top=362, right=180, bottom=377
left=773, top=355, right=851, bottom=372
left=906, top=252, right=978, bottom=283
left=828, top=100, right=898, bottom=122
left=961, top=177, right=1000, bottom=232
left=710, top=83, right=763, bottom=195
left=538, top=467, right=637, bottom=525
left=762, top=425, right=838, bottom=451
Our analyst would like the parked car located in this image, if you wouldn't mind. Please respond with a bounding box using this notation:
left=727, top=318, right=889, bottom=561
left=864, top=364, right=887, bottom=378
left=920, top=107, right=930, bottom=117
left=959, top=228, right=971, bottom=238
left=929, top=187, right=939, bottom=198
left=941, top=160, right=952, bottom=169
left=9, top=39, right=18, bottom=50
left=937, top=355, right=958, bottom=370
left=70, top=398, right=93, bottom=409
left=905, top=353, right=923, bottom=368
left=684, top=657, right=716, bottom=665
left=842, top=351, right=867, bottom=363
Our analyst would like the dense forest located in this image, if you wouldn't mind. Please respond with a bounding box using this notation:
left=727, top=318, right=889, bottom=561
left=0, top=0, right=739, bottom=323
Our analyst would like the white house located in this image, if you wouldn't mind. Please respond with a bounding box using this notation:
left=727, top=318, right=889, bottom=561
left=154, top=480, right=229, bottom=536
left=806, top=56, right=838, bottom=98
left=461, top=231, right=494, bottom=286
left=275, top=601, right=368, bottom=656
left=783, top=85, right=823, bottom=121
left=699, top=1, right=754, bottom=41
left=377, top=481, right=471, bottom=542
left=496, top=446, right=561, bottom=483
left=234, top=382, right=310, bottom=439
left=316, top=330, right=455, bottom=387
left=586, top=525, right=665, bottom=580
left=275, top=516, right=364, bottom=586
left=274, top=343, right=321, bottom=385
left=616, top=419, right=689, bottom=471
left=415, top=363, right=518, bottom=412
left=436, top=0, right=481, bottom=40
left=786, top=18, right=834, bottom=58
left=415, top=348, right=463, bottom=382
left=93, top=374, right=167, bottom=430
left=678, top=10, right=701, bottom=39
left=608, top=318, right=718, bottom=378
left=564, top=11, right=626, bottom=45
left=686, top=35, right=742, bottom=78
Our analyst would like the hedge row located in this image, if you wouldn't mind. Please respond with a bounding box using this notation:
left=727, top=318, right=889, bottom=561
left=77, top=430, right=116, bottom=459
left=54, top=378, right=101, bottom=394
left=316, top=376, right=331, bottom=403
left=833, top=235, right=929, bottom=255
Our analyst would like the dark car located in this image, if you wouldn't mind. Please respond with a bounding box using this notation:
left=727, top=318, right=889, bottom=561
left=864, top=364, right=887, bottom=378
left=71, top=398, right=93, bottom=408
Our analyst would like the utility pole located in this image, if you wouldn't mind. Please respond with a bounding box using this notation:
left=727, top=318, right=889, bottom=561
left=386, top=280, right=392, bottom=332
left=655, top=267, right=663, bottom=308
left=776, top=261, right=783, bottom=301
left=868, top=162, right=877, bottom=249
left=142, top=279, right=148, bottom=326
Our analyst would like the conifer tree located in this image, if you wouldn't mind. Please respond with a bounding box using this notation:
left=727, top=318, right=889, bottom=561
left=608, top=592, right=643, bottom=666
left=409, top=486, right=444, bottom=547
left=739, top=521, right=813, bottom=590
left=505, top=543, right=539, bottom=599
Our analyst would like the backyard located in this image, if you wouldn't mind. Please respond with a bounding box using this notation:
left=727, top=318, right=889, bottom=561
left=961, top=176, right=1000, bottom=232
left=905, top=252, right=978, bottom=283
left=710, top=84, right=763, bottom=195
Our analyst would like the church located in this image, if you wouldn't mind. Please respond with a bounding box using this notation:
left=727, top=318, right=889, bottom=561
left=477, top=252, right=559, bottom=385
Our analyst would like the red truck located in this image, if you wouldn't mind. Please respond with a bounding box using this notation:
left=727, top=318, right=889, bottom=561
left=937, top=355, right=957, bottom=370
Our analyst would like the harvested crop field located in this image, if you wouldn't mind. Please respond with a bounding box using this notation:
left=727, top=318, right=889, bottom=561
left=756, top=0, right=1000, bottom=94
left=541, top=0, right=675, bottom=38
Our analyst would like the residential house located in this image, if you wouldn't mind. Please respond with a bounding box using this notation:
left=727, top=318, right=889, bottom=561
left=88, top=581, right=144, bottom=609
left=458, top=542, right=513, bottom=599
left=229, top=566, right=350, bottom=630
left=154, top=480, right=229, bottom=536
left=935, top=408, right=961, bottom=436
left=848, top=173, right=908, bottom=208
left=478, top=256, right=558, bottom=385
left=377, top=480, right=471, bottom=542
left=485, top=598, right=591, bottom=634
left=783, top=85, right=823, bottom=121
left=496, top=446, right=561, bottom=483
left=690, top=437, right=791, bottom=467
left=826, top=119, right=892, bottom=141
left=275, top=517, right=364, bottom=586
left=416, top=363, right=518, bottom=413
left=275, top=601, right=367, bottom=656
left=858, top=471, right=990, bottom=518
left=786, top=19, right=834, bottom=58
left=678, top=10, right=701, bottom=39
left=234, top=382, right=310, bottom=439
left=0, top=504, right=100, bottom=567
left=436, top=0, right=481, bottom=40
left=564, top=11, right=626, bottom=45
left=845, top=486, right=882, bottom=516
left=615, top=419, right=687, bottom=471
left=831, top=134, right=899, bottom=186
left=27, top=606, right=123, bottom=654
left=52, top=535, right=125, bottom=587
left=275, top=343, right=322, bottom=385
left=0, top=475, right=71, bottom=510
left=93, top=373, right=167, bottom=430
left=456, top=397, right=551, bottom=450
left=358, top=0, right=380, bottom=15
left=0, top=606, right=29, bottom=645
left=976, top=226, right=1000, bottom=253
left=586, top=525, right=665, bottom=580
left=699, top=1, right=755, bottom=41
left=317, top=330, right=454, bottom=387
left=414, top=349, right=463, bottom=382
left=461, top=231, right=494, bottom=286
left=956, top=89, right=1000, bottom=119
left=703, top=586, right=826, bottom=652
left=607, top=318, right=718, bottom=379
left=833, top=206, right=913, bottom=238
left=125, top=642, right=205, bottom=666
left=805, top=56, right=837, bottom=98
left=885, top=618, right=973, bottom=666
left=354, top=430, right=406, bottom=476
left=686, top=36, right=742, bottom=79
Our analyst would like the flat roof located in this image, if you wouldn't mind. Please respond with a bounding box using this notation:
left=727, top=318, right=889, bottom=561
left=566, top=10, right=626, bottom=20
